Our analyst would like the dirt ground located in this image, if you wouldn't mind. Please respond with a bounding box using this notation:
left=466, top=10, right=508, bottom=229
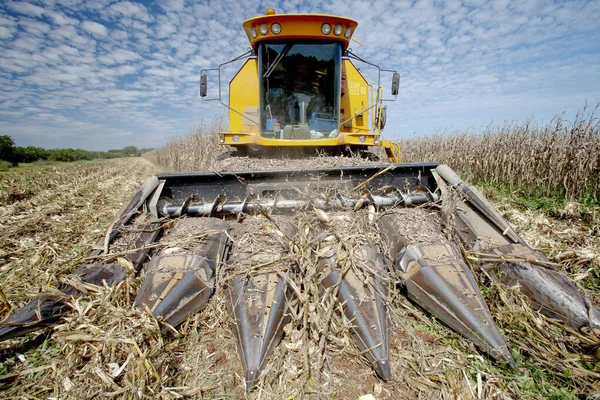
left=0, top=157, right=598, bottom=399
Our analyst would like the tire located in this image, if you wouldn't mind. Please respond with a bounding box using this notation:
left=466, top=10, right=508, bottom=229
left=360, top=151, right=380, bottom=162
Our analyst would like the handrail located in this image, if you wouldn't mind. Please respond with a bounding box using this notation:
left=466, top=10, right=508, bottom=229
left=200, top=50, right=260, bottom=127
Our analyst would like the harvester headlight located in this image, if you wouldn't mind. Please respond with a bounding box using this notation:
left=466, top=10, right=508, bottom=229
left=250, top=27, right=258, bottom=38
left=271, top=23, right=281, bottom=34
left=334, top=24, right=343, bottom=36
left=219, top=134, right=225, bottom=143
left=345, top=27, right=352, bottom=38
left=321, top=23, right=331, bottom=35
left=259, top=23, right=268, bottom=35
left=232, top=135, right=240, bottom=142
left=359, top=135, right=366, bottom=143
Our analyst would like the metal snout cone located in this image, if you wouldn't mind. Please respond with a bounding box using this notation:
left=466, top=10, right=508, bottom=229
left=398, top=242, right=514, bottom=365
left=226, top=272, right=291, bottom=391
left=372, top=359, right=391, bottom=382
left=135, top=218, right=229, bottom=332
left=245, top=369, right=260, bottom=391
left=317, top=246, right=391, bottom=380
left=0, top=264, right=127, bottom=342
left=434, top=167, right=600, bottom=333
left=225, top=215, right=297, bottom=391
left=492, top=244, right=600, bottom=330
left=0, top=297, right=68, bottom=341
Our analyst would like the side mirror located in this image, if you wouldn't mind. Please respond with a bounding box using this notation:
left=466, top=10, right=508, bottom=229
left=200, top=74, right=208, bottom=98
left=391, top=72, right=400, bottom=96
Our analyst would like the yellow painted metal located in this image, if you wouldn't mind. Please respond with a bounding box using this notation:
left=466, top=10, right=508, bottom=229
left=220, top=57, right=387, bottom=153
left=382, top=141, right=401, bottom=162
left=242, top=14, right=357, bottom=49
left=218, top=131, right=382, bottom=147
left=229, top=59, right=259, bottom=133
left=217, top=11, right=399, bottom=161
left=340, top=59, right=370, bottom=134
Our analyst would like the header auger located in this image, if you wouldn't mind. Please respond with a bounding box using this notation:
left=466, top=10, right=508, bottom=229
left=1, top=9, right=598, bottom=394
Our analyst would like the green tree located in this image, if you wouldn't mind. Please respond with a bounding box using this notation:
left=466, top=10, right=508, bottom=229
left=121, top=145, right=138, bottom=156
left=0, top=135, right=16, bottom=165
left=14, top=146, right=49, bottom=163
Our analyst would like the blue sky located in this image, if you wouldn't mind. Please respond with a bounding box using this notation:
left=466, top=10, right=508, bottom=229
left=0, top=0, right=599, bottom=151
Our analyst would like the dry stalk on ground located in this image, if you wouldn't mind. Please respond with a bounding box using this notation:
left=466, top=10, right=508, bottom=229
left=1, top=128, right=599, bottom=398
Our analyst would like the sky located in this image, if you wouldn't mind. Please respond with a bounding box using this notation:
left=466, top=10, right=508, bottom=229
left=0, top=0, right=599, bottom=151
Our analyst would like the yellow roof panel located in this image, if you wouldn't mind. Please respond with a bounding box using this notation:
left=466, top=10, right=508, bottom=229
left=242, top=13, right=358, bottom=49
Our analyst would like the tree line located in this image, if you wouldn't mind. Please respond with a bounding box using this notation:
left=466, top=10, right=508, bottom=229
left=0, top=135, right=153, bottom=167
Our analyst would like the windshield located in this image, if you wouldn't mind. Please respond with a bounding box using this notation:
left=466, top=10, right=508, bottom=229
left=259, top=42, right=341, bottom=140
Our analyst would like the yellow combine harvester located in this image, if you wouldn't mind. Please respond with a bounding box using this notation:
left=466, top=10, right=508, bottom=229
left=2, top=9, right=599, bottom=394
left=200, top=8, right=401, bottom=161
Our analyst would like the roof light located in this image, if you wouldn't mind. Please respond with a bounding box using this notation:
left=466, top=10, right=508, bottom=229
left=334, top=24, right=343, bottom=36
left=321, top=23, right=331, bottom=35
left=258, top=23, right=268, bottom=35
left=250, top=27, right=258, bottom=38
left=265, top=8, right=276, bottom=15
left=345, top=27, right=352, bottom=38
left=271, top=22, right=281, bottom=34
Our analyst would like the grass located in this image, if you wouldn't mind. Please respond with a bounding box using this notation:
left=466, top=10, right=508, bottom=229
left=0, top=161, right=11, bottom=172
left=478, top=181, right=599, bottom=224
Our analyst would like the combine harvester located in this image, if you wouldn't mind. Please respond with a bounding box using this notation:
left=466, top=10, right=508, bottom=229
left=1, top=9, right=598, bottom=391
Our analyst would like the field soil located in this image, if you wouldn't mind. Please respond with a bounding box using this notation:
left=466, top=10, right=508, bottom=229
left=0, top=157, right=598, bottom=399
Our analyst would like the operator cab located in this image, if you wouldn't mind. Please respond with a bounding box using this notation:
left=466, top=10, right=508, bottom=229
left=244, top=10, right=355, bottom=141
left=259, top=41, right=341, bottom=140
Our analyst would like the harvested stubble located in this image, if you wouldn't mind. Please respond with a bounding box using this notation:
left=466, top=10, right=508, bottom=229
left=0, top=158, right=161, bottom=397
left=0, top=149, right=598, bottom=398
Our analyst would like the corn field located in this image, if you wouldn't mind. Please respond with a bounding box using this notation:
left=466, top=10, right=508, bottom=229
left=399, top=108, right=600, bottom=202
left=143, top=119, right=224, bottom=172
left=148, top=109, right=600, bottom=202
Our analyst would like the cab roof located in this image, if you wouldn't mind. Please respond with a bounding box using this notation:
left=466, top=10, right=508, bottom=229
left=242, top=10, right=358, bottom=49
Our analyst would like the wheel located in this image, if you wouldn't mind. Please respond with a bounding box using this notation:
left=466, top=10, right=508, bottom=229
left=360, top=151, right=380, bottom=161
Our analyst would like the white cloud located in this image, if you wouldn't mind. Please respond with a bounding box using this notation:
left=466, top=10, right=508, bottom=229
left=80, top=20, right=107, bottom=36
left=154, top=15, right=177, bottom=38
left=106, top=1, right=153, bottom=22
left=145, top=68, right=172, bottom=77
left=0, top=25, right=15, bottom=39
left=18, top=18, right=51, bottom=36
left=6, top=1, right=45, bottom=17
left=49, top=24, right=94, bottom=48
left=57, top=44, right=79, bottom=55
left=46, top=9, right=78, bottom=25
left=116, top=64, right=138, bottom=75
left=99, top=49, right=141, bottom=65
